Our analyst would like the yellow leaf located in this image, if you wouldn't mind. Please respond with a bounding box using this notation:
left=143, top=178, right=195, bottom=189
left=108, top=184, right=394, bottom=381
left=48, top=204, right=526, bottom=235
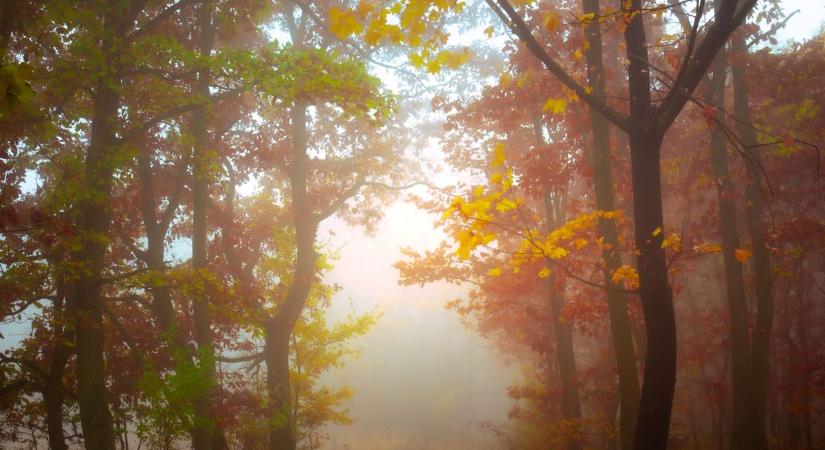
left=580, top=12, right=596, bottom=24
left=538, top=267, right=551, bottom=278
left=735, top=248, right=752, bottom=263
left=329, top=7, right=364, bottom=39
left=547, top=246, right=568, bottom=259
left=573, top=48, right=583, bottom=60
left=542, top=97, right=567, bottom=114
left=661, top=233, right=681, bottom=252
left=495, top=198, right=517, bottom=212
left=652, top=227, right=662, bottom=237
left=491, top=143, right=506, bottom=168
left=484, top=26, right=495, bottom=38
left=488, top=267, right=502, bottom=276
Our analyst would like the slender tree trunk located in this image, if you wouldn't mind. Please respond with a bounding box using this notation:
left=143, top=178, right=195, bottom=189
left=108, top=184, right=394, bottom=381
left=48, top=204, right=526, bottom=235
left=45, top=292, right=70, bottom=450
left=68, top=5, right=130, bottom=447
left=266, top=104, right=317, bottom=450
left=581, top=2, right=640, bottom=448
left=731, top=31, right=774, bottom=450
left=190, top=3, right=225, bottom=449
left=544, top=190, right=581, bottom=450
left=706, top=52, right=752, bottom=450
left=136, top=152, right=179, bottom=336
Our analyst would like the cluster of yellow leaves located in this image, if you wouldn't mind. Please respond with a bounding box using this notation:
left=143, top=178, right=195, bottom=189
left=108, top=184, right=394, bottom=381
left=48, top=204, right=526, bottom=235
left=330, top=0, right=472, bottom=73
left=611, top=265, right=639, bottom=289
left=441, top=143, right=518, bottom=260
left=509, top=210, right=621, bottom=273
left=442, top=142, right=624, bottom=282
left=329, top=6, right=365, bottom=39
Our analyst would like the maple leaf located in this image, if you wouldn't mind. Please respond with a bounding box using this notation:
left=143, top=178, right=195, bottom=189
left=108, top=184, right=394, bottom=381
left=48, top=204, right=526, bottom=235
left=734, top=248, right=752, bottom=263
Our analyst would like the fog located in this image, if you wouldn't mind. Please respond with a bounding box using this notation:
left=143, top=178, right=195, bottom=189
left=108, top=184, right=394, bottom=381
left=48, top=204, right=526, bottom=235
left=319, top=202, right=517, bottom=449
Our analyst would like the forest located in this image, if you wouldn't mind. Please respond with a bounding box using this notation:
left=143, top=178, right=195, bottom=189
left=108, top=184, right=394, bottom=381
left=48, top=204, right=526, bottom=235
left=0, top=0, right=823, bottom=449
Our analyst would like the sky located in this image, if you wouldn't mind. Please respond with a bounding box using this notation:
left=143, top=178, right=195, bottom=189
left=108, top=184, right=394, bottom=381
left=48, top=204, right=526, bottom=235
left=775, top=0, right=825, bottom=45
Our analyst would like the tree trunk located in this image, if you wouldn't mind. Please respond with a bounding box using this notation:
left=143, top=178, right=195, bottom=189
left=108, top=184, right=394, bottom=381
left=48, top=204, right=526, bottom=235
left=68, top=5, right=128, bottom=446
left=628, top=128, right=676, bottom=450
left=581, top=2, right=640, bottom=448
left=190, top=3, right=225, bottom=449
left=543, top=190, right=582, bottom=450
left=731, top=31, right=774, bottom=450
left=266, top=104, right=317, bottom=450
left=45, top=294, right=70, bottom=450
left=622, top=1, right=677, bottom=447
left=265, top=322, right=295, bottom=450
left=706, top=52, right=751, bottom=450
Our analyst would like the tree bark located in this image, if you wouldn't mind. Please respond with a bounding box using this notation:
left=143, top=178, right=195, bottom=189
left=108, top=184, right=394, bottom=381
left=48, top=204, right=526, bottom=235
left=190, top=2, right=226, bottom=449
left=626, top=129, right=675, bottom=450
left=45, top=292, right=71, bottom=450
left=581, top=2, right=640, bottom=447
left=706, top=51, right=751, bottom=450
left=621, top=2, right=677, bottom=448
left=731, top=31, right=774, bottom=450
left=265, top=322, right=295, bottom=450
left=265, top=104, right=318, bottom=450
left=67, top=4, right=131, bottom=447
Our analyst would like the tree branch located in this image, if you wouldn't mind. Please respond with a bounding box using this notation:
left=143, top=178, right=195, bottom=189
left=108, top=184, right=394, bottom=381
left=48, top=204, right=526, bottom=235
left=491, top=0, right=631, bottom=130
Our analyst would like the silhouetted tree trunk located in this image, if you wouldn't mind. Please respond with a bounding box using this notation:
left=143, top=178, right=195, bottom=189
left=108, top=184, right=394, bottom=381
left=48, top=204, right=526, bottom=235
left=582, top=2, right=640, bottom=447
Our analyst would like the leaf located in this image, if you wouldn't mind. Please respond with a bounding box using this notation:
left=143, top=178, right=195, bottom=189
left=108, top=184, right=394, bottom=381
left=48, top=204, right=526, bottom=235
left=329, top=7, right=364, bottom=39
left=542, top=97, right=567, bottom=114
left=661, top=233, right=681, bottom=252
left=611, top=265, right=639, bottom=289
left=735, top=248, right=752, bottom=263
left=491, top=143, right=506, bottom=168
left=652, top=227, right=662, bottom=237
left=538, top=267, right=551, bottom=278
left=488, top=267, right=502, bottom=276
